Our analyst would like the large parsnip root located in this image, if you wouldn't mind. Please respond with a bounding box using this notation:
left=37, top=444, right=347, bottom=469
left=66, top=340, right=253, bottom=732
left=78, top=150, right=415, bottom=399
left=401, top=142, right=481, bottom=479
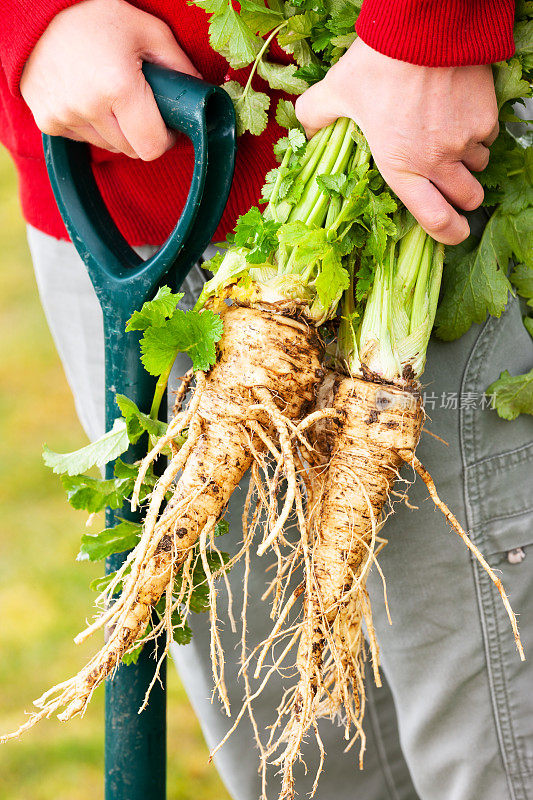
left=3, top=305, right=322, bottom=740
left=269, top=376, right=523, bottom=799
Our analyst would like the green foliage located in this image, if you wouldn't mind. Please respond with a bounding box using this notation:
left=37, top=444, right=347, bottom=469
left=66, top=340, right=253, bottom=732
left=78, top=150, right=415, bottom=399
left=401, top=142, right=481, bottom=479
left=233, top=206, right=281, bottom=262
left=435, top=213, right=513, bottom=340
left=43, top=418, right=129, bottom=476
left=222, top=80, right=270, bottom=136
left=140, top=307, right=223, bottom=374
left=511, top=263, right=533, bottom=308
left=275, top=99, right=300, bottom=130
left=61, top=459, right=157, bottom=514
left=78, top=520, right=142, bottom=562
left=115, top=394, right=169, bottom=443
left=487, top=369, right=533, bottom=420
left=191, top=0, right=263, bottom=68
left=126, top=286, right=183, bottom=331
left=257, top=59, right=308, bottom=94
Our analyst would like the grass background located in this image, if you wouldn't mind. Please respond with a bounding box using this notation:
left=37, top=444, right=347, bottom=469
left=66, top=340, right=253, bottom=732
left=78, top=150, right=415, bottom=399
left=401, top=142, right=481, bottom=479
left=0, top=145, right=231, bottom=800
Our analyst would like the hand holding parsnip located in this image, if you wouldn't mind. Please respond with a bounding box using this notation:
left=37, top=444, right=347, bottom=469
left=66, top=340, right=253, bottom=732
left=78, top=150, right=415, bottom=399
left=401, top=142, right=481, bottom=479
left=295, top=38, right=499, bottom=245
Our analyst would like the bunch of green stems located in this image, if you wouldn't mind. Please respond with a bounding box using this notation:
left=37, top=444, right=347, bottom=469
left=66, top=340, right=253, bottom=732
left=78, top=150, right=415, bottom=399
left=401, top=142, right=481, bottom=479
left=339, top=221, right=444, bottom=383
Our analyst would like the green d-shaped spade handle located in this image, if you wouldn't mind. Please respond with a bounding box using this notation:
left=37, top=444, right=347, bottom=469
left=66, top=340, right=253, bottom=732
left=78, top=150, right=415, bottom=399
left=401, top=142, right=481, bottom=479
left=43, top=63, right=236, bottom=313
left=43, top=62, right=236, bottom=427
left=43, top=64, right=236, bottom=800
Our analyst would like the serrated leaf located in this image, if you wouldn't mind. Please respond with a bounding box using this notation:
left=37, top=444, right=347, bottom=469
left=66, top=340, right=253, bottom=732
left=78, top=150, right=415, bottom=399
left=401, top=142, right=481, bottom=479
left=257, top=59, right=309, bottom=94
left=435, top=213, right=512, bottom=340
left=78, top=520, right=142, bottom=562
left=239, top=0, right=283, bottom=34
left=511, top=263, right=533, bottom=306
left=514, top=20, right=533, bottom=57
left=493, top=58, right=531, bottom=110
left=140, top=308, right=223, bottom=375
left=62, top=473, right=129, bottom=514
left=315, top=249, right=349, bottom=309
left=293, top=63, right=327, bottom=84
left=261, top=167, right=280, bottom=200
left=487, top=369, right=533, bottom=419
left=234, top=206, right=281, bottom=262
left=126, top=287, right=183, bottom=332
left=524, top=316, right=533, bottom=336
left=193, top=0, right=262, bottom=68
left=43, top=418, right=129, bottom=476
left=275, top=99, right=300, bottom=130
left=115, top=394, right=168, bottom=444
left=223, top=80, right=270, bottom=136
left=499, top=147, right=533, bottom=214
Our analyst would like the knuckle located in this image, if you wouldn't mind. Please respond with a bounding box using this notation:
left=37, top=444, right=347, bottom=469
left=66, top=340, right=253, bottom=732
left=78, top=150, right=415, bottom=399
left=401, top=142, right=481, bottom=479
left=477, top=149, right=490, bottom=170
left=462, top=183, right=484, bottom=210
left=151, top=18, right=173, bottom=42
left=33, top=110, right=62, bottom=135
left=78, top=92, right=106, bottom=120
left=478, top=109, right=498, bottom=140
left=424, top=209, right=452, bottom=235
left=103, top=69, right=134, bottom=104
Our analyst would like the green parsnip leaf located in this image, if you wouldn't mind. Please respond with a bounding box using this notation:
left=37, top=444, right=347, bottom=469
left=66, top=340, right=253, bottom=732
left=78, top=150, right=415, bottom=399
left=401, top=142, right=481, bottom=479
left=487, top=369, right=533, bottom=419
left=43, top=418, right=129, bottom=476
left=511, top=263, right=533, bottom=307
left=78, top=520, right=142, bottom=562
left=239, top=0, right=284, bottom=34
left=257, top=59, right=308, bottom=94
left=140, top=308, right=223, bottom=374
left=234, top=206, right=281, bottom=262
left=223, top=80, right=270, bottom=136
left=315, top=249, right=349, bottom=308
left=115, top=395, right=169, bottom=443
left=493, top=58, right=531, bottom=110
left=435, top=213, right=513, bottom=340
left=192, top=0, right=262, bottom=68
left=275, top=99, right=300, bottom=130
left=126, top=287, right=183, bottom=331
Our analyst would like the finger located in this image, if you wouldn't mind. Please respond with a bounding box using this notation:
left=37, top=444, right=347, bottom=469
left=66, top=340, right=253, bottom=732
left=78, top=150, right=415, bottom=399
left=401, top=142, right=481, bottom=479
left=385, top=170, right=470, bottom=245
left=63, top=124, right=121, bottom=153
left=91, top=113, right=140, bottom=159
left=462, top=142, right=490, bottom=173
left=113, top=71, right=176, bottom=161
left=430, top=162, right=484, bottom=211
left=295, top=82, right=344, bottom=139
left=140, top=19, right=203, bottom=78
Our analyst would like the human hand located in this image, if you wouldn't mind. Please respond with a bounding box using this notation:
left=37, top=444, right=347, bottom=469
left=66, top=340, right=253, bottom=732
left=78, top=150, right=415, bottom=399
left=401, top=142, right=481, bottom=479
left=295, top=39, right=499, bottom=244
left=21, top=0, right=202, bottom=160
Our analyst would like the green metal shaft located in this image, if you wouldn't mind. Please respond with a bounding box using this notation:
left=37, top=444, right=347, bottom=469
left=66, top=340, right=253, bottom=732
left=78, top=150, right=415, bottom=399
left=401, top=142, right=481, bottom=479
left=103, top=308, right=166, bottom=800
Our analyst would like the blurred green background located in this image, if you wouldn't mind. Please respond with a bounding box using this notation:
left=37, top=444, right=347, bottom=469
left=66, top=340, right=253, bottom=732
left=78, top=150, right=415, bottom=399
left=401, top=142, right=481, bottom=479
left=0, top=145, right=231, bottom=800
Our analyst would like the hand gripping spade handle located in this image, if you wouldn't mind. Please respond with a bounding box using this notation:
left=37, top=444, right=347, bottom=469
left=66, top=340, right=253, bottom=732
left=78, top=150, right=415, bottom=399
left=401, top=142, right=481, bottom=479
left=43, top=63, right=236, bottom=800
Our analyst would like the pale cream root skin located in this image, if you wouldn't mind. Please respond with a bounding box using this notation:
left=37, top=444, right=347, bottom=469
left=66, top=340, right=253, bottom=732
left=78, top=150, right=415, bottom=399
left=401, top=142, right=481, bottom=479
left=3, top=305, right=322, bottom=740
left=271, top=374, right=523, bottom=800
left=274, top=376, right=423, bottom=798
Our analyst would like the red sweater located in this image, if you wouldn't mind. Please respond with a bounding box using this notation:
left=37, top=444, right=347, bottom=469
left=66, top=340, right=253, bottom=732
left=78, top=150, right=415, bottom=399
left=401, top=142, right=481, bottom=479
left=0, top=0, right=515, bottom=245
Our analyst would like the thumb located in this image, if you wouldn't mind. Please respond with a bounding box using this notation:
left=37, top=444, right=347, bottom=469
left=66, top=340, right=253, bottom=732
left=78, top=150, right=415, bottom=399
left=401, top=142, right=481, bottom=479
left=295, top=81, right=344, bottom=138
left=140, top=18, right=203, bottom=79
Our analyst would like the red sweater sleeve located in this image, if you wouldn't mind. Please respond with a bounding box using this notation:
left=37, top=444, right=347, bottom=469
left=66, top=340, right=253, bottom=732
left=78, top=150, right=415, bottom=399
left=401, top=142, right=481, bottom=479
left=356, top=0, right=515, bottom=67
left=0, top=0, right=84, bottom=96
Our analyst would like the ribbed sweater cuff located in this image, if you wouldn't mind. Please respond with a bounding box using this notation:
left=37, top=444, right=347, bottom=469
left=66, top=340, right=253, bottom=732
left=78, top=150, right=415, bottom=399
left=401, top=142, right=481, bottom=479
left=0, top=0, right=84, bottom=96
left=356, top=0, right=516, bottom=67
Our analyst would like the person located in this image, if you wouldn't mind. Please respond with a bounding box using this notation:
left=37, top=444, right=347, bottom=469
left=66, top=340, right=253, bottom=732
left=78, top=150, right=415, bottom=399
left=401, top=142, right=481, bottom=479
left=1, top=1, right=531, bottom=799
